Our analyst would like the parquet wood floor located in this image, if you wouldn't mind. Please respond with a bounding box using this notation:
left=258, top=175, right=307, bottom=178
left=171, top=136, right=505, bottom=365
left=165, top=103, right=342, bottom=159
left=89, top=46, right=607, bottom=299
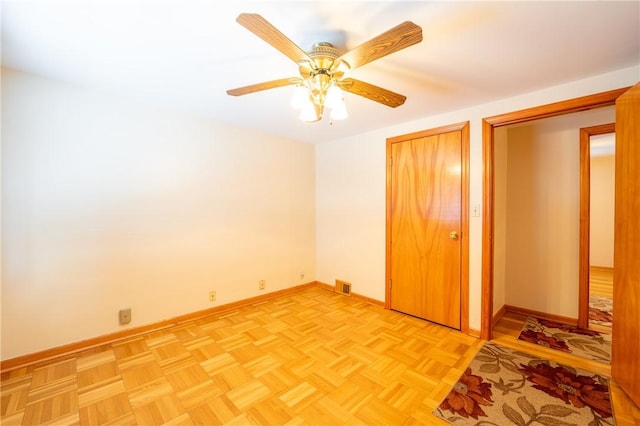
left=2, top=287, right=638, bottom=425
left=2, top=287, right=482, bottom=425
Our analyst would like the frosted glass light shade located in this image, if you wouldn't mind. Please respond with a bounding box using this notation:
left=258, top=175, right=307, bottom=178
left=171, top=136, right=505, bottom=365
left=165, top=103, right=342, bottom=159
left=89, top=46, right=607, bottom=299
left=299, top=100, right=319, bottom=122
left=324, top=85, right=343, bottom=109
left=330, top=99, right=348, bottom=120
left=291, top=80, right=347, bottom=122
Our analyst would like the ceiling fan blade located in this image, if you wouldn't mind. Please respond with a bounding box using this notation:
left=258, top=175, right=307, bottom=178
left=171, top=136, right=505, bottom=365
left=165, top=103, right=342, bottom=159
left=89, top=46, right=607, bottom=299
left=227, top=78, right=300, bottom=96
left=338, top=78, right=406, bottom=108
left=336, top=21, right=422, bottom=70
left=236, top=13, right=312, bottom=66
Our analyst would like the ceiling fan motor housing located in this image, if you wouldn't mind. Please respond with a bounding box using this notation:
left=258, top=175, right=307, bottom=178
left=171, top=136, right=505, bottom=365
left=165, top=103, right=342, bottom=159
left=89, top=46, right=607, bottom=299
left=298, top=42, right=348, bottom=105
left=309, top=42, right=342, bottom=65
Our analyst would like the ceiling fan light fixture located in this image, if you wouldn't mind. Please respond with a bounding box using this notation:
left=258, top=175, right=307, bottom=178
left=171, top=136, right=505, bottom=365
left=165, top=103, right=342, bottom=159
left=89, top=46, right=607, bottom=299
left=292, top=75, right=346, bottom=122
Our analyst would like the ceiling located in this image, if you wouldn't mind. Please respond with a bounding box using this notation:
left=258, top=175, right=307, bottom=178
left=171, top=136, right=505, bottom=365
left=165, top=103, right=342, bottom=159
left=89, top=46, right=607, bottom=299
left=2, top=1, right=639, bottom=144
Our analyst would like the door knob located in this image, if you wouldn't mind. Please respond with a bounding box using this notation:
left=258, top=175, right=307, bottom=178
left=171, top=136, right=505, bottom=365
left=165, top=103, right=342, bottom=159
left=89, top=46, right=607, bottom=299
left=449, top=231, right=459, bottom=240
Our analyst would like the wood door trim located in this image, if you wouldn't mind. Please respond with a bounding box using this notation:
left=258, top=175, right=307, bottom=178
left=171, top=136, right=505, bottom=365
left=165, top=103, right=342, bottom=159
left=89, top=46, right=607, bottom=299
left=387, top=121, right=471, bottom=143
left=481, top=119, right=495, bottom=340
left=480, top=88, right=628, bottom=340
left=460, top=122, right=470, bottom=334
left=578, top=123, right=615, bottom=328
left=386, top=121, right=470, bottom=333
left=483, top=88, right=628, bottom=128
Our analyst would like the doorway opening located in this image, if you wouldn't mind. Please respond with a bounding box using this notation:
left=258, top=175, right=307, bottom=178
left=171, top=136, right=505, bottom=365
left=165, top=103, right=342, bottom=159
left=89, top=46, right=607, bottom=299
left=579, top=124, right=615, bottom=330
left=480, top=88, right=628, bottom=340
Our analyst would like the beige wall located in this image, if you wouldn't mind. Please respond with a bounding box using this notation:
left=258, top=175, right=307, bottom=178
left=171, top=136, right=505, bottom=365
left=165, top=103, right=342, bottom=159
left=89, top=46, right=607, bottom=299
left=501, top=109, right=614, bottom=318
left=590, top=154, right=615, bottom=268
left=1, top=69, right=317, bottom=360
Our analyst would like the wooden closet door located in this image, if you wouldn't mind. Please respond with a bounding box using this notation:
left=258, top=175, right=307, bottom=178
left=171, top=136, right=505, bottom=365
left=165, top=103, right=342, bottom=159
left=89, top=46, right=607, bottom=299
left=612, top=81, right=640, bottom=407
left=389, top=129, right=462, bottom=329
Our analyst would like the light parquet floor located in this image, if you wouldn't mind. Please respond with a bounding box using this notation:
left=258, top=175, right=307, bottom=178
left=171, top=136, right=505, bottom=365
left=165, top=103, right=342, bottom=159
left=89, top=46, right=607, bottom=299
left=1, top=287, right=483, bottom=426
left=3, top=287, right=639, bottom=425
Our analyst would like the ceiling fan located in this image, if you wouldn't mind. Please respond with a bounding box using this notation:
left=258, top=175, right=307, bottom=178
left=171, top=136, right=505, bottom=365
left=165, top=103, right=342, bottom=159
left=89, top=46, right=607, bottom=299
left=226, top=13, right=423, bottom=122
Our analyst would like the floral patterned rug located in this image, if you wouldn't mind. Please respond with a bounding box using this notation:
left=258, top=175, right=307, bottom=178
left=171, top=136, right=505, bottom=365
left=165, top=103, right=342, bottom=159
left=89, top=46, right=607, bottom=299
left=590, top=295, right=613, bottom=327
left=434, top=342, right=615, bottom=425
left=517, top=316, right=611, bottom=363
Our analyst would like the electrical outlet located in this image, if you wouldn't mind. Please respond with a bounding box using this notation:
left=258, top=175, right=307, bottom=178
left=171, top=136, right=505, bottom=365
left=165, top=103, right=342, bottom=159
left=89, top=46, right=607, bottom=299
left=209, top=290, right=216, bottom=302
left=119, top=308, right=131, bottom=325
left=259, top=280, right=266, bottom=290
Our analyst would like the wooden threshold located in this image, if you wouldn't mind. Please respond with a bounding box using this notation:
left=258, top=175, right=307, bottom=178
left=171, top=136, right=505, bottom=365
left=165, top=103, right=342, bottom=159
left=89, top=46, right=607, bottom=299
left=591, top=265, right=614, bottom=273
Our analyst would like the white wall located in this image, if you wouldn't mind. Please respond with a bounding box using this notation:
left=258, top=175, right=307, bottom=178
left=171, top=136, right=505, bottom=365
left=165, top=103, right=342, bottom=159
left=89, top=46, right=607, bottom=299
left=590, top=154, right=615, bottom=268
left=316, top=66, right=638, bottom=330
left=1, top=69, right=316, bottom=360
